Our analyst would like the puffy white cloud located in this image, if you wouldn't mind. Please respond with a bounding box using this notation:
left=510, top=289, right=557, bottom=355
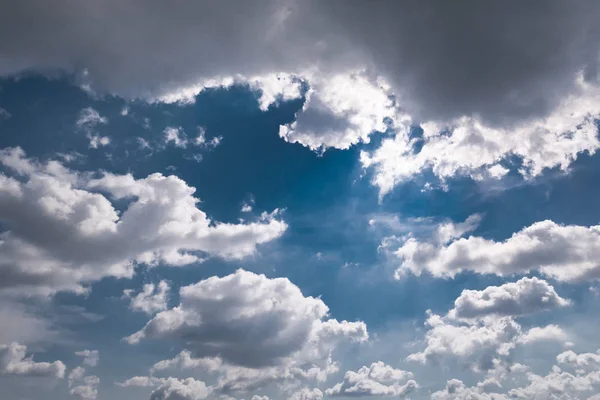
left=518, top=325, right=568, bottom=344
left=449, top=277, right=571, bottom=320
left=407, top=312, right=522, bottom=371
left=149, top=377, right=210, bottom=400
left=117, top=376, right=162, bottom=388
left=431, top=379, right=509, bottom=400
left=124, top=281, right=170, bottom=315
left=0, top=148, right=287, bottom=295
left=74, top=349, right=99, bottom=367
left=325, top=361, right=417, bottom=397
left=150, top=351, right=222, bottom=374
left=0, top=342, right=65, bottom=378
left=279, top=72, right=401, bottom=151
left=557, top=350, right=600, bottom=369
left=509, top=365, right=600, bottom=399
left=408, top=279, right=569, bottom=372
left=69, top=374, right=100, bottom=400
left=288, top=387, right=323, bottom=400
left=390, top=215, right=600, bottom=282
left=122, top=270, right=366, bottom=395
left=126, top=269, right=367, bottom=369
left=361, top=74, right=600, bottom=196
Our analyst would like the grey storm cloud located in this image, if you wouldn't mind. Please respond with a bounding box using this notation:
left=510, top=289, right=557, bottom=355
left=0, top=0, right=598, bottom=126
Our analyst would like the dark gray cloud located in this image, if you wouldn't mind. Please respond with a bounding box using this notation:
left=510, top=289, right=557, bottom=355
left=1, top=0, right=598, bottom=126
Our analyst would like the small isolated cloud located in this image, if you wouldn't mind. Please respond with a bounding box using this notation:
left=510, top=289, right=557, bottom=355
left=0, top=106, right=11, bottom=119
left=76, top=107, right=111, bottom=149
left=74, top=349, right=99, bottom=367
left=164, top=127, right=188, bottom=148
left=124, top=281, right=170, bottom=315
left=0, top=342, right=65, bottom=378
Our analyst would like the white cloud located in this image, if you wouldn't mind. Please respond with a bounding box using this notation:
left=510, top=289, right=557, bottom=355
left=431, top=379, right=509, bottom=400
left=75, top=349, right=99, bottom=367
left=325, top=361, right=417, bottom=397
left=164, top=127, right=188, bottom=148
left=124, top=281, right=170, bottom=315
left=408, top=281, right=569, bottom=372
left=279, top=72, right=401, bottom=151
left=518, top=325, right=568, bottom=344
left=88, top=135, right=110, bottom=149
left=241, top=203, right=253, bottom=213
left=557, top=350, right=600, bottom=369
left=449, top=277, right=571, bottom=320
left=508, top=365, right=600, bottom=399
left=126, top=269, right=367, bottom=369
left=288, top=387, right=323, bottom=400
left=76, top=108, right=111, bottom=149
left=361, top=75, right=600, bottom=196
left=123, top=270, right=366, bottom=395
left=0, top=147, right=287, bottom=295
left=149, top=377, right=210, bottom=400
left=117, top=376, right=162, bottom=388
left=0, top=342, right=65, bottom=378
left=150, top=351, right=222, bottom=374
left=76, top=108, right=107, bottom=127
left=390, top=215, right=600, bottom=282
left=70, top=374, right=100, bottom=400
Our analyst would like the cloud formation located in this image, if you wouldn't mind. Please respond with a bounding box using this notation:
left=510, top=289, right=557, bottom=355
left=0, top=342, right=65, bottom=378
left=0, top=148, right=287, bottom=295
left=126, top=269, right=367, bottom=368
left=325, top=361, right=417, bottom=397
left=390, top=216, right=600, bottom=282
left=124, top=281, right=170, bottom=315
left=449, top=277, right=570, bottom=320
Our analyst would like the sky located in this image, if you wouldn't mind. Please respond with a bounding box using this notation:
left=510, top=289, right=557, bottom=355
left=1, top=1, right=600, bottom=400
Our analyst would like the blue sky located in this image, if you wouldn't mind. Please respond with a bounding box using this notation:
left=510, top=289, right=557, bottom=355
left=2, top=2, right=600, bottom=400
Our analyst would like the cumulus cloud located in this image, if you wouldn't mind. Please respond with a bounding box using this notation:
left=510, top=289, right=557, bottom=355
left=279, top=72, right=400, bottom=150
left=150, top=351, right=222, bottom=374
left=126, top=269, right=367, bottom=368
left=124, top=281, right=170, bottom=315
left=122, top=270, right=366, bottom=395
left=74, top=349, right=99, bottom=367
left=149, top=377, right=210, bottom=400
left=390, top=215, right=600, bottom=282
left=449, top=277, right=571, bottom=320
left=361, top=76, right=600, bottom=195
left=0, top=342, right=65, bottom=378
left=407, top=278, right=570, bottom=372
left=0, top=148, right=287, bottom=295
left=325, top=361, right=417, bottom=397
left=557, top=350, right=600, bottom=369
left=288, top=387, right=323, bottom=400
left=508, top=365, right=600, bottom=399
left=431, top=379, right=509, bottom=400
